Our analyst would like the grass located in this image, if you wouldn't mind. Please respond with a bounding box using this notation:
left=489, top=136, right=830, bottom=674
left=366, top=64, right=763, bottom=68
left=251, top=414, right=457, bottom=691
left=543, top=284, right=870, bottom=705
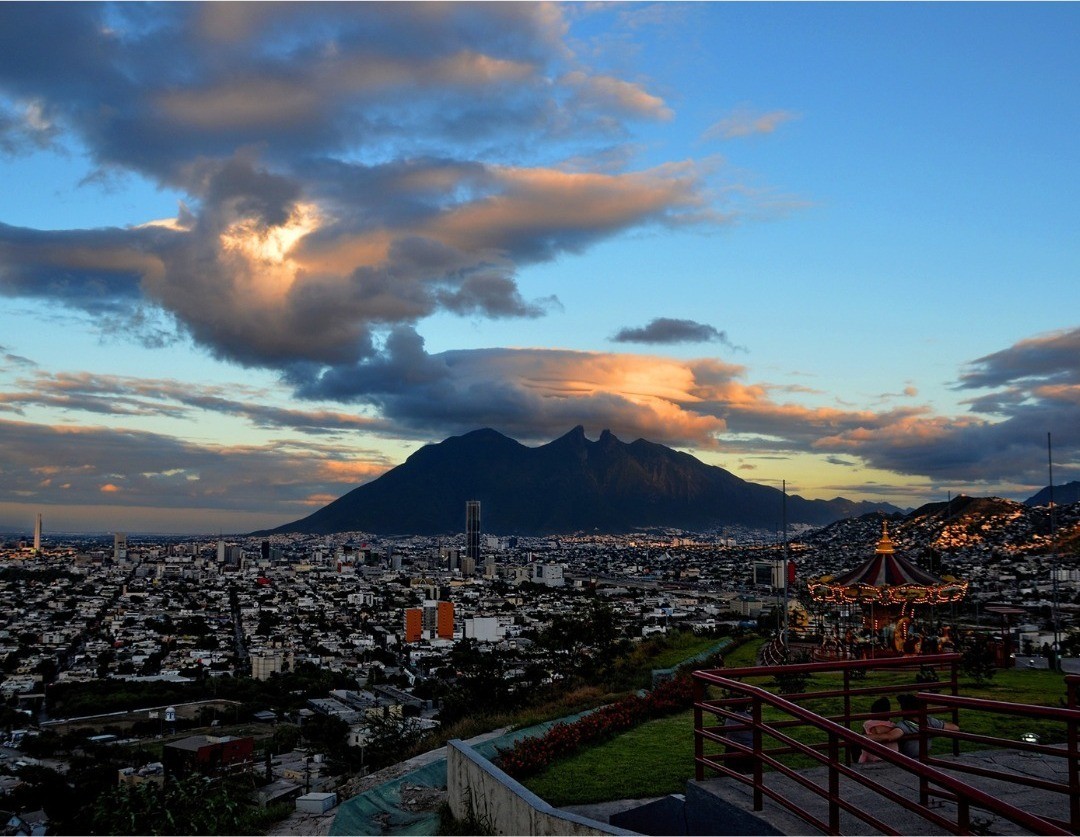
left=525, top=712, right=696, bottom=805
left=523, top=638, right=1077, bottom=807
left=642, top=633, right=728, bottom=671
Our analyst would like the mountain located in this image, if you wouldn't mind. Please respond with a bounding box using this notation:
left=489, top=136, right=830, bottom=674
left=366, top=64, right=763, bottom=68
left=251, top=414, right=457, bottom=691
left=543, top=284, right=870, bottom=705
left=256, top=426, right=903, bottom=536
left=1024, top=481, right=1080, bottom=507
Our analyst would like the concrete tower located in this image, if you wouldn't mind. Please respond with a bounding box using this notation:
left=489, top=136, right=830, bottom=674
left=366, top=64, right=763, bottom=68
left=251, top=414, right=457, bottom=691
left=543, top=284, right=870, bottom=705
left=33, top=513, right=42, bottom=553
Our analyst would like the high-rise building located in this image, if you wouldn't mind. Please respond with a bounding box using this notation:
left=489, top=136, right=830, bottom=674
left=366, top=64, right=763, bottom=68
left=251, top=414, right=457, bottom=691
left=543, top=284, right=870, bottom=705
left=404, top=608, right=423, bottom=643
left=114, top=532, right=127, bottom=561
left=436, top=601, right=454, bottom=639
left=33, top=513, right=42, bottom=553
left=466, top=500, right=481, bottom=563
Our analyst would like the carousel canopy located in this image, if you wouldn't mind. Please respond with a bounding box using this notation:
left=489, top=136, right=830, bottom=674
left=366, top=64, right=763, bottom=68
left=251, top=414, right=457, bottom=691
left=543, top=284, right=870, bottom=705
left=809, top=522, right=968, bottom=605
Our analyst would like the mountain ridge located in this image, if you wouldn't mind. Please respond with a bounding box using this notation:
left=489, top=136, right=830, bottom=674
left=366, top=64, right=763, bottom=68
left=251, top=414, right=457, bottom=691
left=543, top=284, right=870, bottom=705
left=255, top=426, right=904, bottom=536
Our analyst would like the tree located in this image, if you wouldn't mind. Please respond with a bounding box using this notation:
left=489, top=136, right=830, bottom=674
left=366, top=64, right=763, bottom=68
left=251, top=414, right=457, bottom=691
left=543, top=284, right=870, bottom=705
left=363, top=712, right=424, bottom=771
left=960, top=633, right=996, bottom=685
left=91, top=775, right=249, bottom=835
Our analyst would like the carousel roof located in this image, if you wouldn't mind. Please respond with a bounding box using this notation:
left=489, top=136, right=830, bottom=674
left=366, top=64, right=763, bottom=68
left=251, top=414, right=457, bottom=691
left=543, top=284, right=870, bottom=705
left=809, top=522, right=967, bottom=605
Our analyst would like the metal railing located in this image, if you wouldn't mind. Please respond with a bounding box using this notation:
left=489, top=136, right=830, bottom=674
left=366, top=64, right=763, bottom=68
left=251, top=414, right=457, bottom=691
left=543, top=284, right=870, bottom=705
left=693, top=655, right=1078, bottom=834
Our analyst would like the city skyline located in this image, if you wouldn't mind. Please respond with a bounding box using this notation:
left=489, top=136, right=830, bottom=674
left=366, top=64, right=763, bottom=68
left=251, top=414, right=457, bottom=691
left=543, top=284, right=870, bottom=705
left=1, top=3, right=1078, bottom=534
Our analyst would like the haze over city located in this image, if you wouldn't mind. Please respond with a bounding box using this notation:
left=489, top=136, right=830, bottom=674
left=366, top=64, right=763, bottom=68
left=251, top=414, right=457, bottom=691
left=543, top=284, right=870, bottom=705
left=0, top=2, right=1078, bottom=534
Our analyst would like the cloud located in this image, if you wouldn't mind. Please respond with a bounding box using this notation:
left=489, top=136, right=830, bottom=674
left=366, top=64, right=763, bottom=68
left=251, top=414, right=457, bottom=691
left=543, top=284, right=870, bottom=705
left=0, top=98, right=60, bottom=156
left=0, top=368, right=392, bottom=436
left=957, top=327, right=1080, bottom=390
left=562, top=70, right=673, bottom=121
left=611, top=317, right=742, bottom=348
left=0, top=417, right=392, bottom=515
left=703, top=107, right=798, bottom=141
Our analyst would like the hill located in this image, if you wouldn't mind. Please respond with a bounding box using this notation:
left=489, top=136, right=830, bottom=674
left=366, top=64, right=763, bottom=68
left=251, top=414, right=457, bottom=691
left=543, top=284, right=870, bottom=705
left=256, top=426, right=902, bottom=536
left=1024, top=481, right=1080, bottom=507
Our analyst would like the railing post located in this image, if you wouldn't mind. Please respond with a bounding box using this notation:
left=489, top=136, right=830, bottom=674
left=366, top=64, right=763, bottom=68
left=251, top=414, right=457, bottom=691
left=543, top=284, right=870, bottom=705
left=950, top=654, right=960, bottom=756
left=752, top=693, right=763, bottom=811
left=918, top=696, right=929, bottom=807
left=1068, top=677, right=1079, bottom=831
left=843, top=666, right=852, bottom=764
left=957, top=798, right=970, bottom=833
left=828, top=731, right=840, bottom=834
left=694, top=675, right=704, bottom=781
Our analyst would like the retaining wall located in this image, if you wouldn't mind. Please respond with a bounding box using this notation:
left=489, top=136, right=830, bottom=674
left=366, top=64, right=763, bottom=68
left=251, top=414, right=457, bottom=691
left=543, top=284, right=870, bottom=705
left=446, top=739, right=635, bottom=836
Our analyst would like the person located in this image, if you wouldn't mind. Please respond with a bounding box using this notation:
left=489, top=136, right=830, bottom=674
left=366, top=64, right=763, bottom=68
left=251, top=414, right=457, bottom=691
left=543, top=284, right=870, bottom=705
left=893, top=693, right=959, bottom=758
left=723, top=702, right=755, bottom=773
left=855, top=697, right=903, bottom=763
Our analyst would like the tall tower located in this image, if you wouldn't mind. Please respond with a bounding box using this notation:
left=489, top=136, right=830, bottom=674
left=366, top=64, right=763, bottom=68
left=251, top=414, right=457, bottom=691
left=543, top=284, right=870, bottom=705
left=33, top=513, right=42, bottom=553
left=466, top=500, right=481, bottom=563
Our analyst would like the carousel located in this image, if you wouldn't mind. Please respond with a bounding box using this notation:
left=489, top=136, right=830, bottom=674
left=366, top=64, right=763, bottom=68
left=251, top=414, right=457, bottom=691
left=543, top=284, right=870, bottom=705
left=808, top=521, right=968, bottom=659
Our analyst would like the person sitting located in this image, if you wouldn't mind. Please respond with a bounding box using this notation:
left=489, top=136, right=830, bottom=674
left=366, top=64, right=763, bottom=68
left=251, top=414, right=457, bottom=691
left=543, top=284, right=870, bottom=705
left=854, top=697, right=903, bottom=763
left=893, top=692, right=959, bottom=758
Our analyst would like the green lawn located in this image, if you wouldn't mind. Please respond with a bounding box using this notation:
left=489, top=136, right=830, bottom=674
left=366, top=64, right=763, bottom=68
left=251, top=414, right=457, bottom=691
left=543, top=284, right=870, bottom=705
left=525, top=711, right=696, bottom=805
left=524, top=640, right=1076, bottom=806
left=645, top=633, right=729, bottom=670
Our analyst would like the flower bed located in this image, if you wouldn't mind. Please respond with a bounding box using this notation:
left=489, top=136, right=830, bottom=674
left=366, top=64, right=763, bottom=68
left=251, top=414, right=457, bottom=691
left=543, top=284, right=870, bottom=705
left=496, top=674, right=695, bottom=778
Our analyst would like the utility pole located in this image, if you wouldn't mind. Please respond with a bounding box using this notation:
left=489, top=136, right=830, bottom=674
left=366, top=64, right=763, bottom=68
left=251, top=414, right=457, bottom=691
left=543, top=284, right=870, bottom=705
left=1049, top=432, right=1059, bottom=657
left=782, top=479, right=789, bottom=659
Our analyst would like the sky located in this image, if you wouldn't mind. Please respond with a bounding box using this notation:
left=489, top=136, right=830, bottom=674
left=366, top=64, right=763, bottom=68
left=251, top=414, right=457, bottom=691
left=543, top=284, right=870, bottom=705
left=0, top=2, right=1078, bottom=534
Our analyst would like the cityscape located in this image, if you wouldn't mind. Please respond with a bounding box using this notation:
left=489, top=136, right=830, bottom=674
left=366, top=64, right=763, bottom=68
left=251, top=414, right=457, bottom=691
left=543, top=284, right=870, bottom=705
left=0, top=487, right=1078, bottom=833
left=1, top=2, right=1079, bottom=835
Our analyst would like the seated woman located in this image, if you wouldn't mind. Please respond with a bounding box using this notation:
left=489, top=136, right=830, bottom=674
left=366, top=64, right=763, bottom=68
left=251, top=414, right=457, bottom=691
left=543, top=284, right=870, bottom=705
left=856, top=697, right=903, bottom=763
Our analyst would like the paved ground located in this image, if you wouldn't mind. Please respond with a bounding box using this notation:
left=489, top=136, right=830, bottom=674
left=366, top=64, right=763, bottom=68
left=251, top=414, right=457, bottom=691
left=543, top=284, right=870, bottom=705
left=687, top=748, right=1074, bottom=836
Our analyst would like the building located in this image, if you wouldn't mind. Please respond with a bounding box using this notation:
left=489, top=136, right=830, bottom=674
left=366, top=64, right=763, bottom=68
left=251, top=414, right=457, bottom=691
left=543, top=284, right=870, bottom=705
left=404, top=608, right=423, bottom=643
left=251, top=650, right=289, bottom=681
left=464, top=616, right=502, bottom=642
left=33, top=513, right=41, bottom=553
left=163, top=735, right=254, bottom=780
left=466, top=500, right=481, bottom=563
left=114, top=532, right=127, bottom=561
left=437, top=600, right=454, bottom=639
left=754, top=560, right=787, bottom=590
left=530, top=563, right=565, bottom=587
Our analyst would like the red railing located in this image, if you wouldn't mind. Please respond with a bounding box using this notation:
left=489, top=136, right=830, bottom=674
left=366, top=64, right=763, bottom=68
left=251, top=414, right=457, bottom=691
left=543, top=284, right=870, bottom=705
left=693, top=656, right=1079, bottom=835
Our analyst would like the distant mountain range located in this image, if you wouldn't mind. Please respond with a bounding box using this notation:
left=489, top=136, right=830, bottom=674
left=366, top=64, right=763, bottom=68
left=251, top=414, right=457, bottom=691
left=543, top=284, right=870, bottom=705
left=256, top=426, right=905, bottom=536
left=1024, top=481, right=1080, bottom=508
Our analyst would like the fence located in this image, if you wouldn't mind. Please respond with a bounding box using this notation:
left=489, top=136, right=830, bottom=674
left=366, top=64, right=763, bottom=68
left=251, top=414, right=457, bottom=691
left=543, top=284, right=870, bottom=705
left=693, top=655, right=1080, bottom=834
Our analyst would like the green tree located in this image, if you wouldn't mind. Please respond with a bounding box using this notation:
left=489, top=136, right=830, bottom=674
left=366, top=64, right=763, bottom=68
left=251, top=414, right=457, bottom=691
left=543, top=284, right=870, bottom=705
left=91, top=775, right=249, bottom=835
left=363, top=712, right=424, bottom=771
left=960, top=632, right=997, bottom=685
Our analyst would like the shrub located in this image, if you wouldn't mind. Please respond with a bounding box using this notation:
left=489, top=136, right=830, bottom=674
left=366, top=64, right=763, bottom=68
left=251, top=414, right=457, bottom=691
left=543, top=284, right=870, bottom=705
left=496, top=675, right=694, bottom=778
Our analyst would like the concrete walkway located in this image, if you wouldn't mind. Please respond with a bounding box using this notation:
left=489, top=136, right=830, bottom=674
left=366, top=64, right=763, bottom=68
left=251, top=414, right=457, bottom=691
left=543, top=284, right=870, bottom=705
left=687, top=748, right=1073, bottom=836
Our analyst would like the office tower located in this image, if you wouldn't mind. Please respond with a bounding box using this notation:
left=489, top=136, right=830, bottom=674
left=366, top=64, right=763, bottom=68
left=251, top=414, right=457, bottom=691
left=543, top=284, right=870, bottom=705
left=114, top=532, right=127, bottom=560
left=33, top=513, right=41, bottom=553
left=217, top=539, right=226, bottom=562
left=260, top=540, right=270, bottom=561
left=466, top=500, right=481, bottom=563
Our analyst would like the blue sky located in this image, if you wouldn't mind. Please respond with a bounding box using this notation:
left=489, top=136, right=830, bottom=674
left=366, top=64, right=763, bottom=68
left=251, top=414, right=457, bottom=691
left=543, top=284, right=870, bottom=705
left=0, top=2, right=1077, bottom=533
